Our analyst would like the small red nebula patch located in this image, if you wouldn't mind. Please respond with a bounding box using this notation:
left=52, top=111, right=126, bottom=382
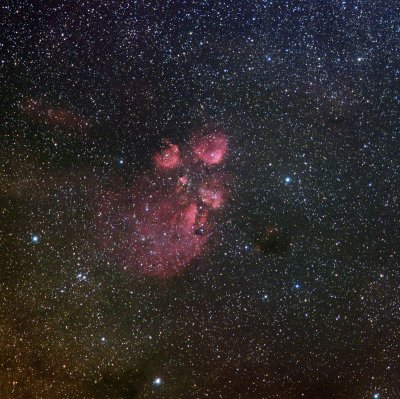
left=179, top=175, right=188, bottom=185
left=198, top=177, right=226, bottom=209
left=154, top=142, right=180, bottom=170
left=192, top=133, right=228, bottom=165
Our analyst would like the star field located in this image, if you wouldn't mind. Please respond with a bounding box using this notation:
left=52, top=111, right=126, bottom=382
left=1, top=1, right=400, bottom=398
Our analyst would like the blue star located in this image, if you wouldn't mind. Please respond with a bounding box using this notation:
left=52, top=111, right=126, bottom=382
left=373, top=394, right=380, bottom=399
left=294, top=283, right=300, bottom=289
left=31, top=234, right=40, bottom=243
left=266, top=55, right=272, bottom=62
left=284, top=176, right=292, bottom=184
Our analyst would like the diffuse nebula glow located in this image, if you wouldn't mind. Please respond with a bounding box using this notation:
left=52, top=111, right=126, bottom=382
left=99, top=128, right=230, bottom=278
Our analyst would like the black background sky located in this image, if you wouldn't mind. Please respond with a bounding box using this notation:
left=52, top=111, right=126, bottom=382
left=1, top=1, right=400, bottom=398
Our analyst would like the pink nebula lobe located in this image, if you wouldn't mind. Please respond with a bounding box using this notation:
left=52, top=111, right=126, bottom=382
left=192, top=133, right=228, bottom=165
left=154, top=142, right=180, bottom=170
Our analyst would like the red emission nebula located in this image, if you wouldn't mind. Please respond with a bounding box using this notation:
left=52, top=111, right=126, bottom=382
left=98, top=128, right=231, bottom=278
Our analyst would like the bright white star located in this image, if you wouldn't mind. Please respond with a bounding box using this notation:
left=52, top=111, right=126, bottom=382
left=153, top=377, right=162, bottom=386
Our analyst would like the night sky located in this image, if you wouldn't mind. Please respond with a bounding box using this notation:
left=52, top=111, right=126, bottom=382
left=1, top=1, right=400, bottom=398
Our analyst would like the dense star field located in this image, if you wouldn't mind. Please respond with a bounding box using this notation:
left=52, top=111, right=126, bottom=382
left=1, top=1, right=399, bottom=398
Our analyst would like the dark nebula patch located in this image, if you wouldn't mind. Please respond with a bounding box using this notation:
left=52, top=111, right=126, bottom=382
left=254, top=225, right=292, bottom=255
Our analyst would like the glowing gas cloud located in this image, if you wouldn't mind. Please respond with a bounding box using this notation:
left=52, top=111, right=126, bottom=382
left=98, top=127, right=230, bottom=278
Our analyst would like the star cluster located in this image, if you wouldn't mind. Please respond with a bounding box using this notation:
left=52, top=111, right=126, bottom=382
left=1, top=1, right=399, bottom=398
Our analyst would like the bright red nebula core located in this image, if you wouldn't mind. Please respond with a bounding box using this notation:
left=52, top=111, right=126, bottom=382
left=99, top=129, right=230, bottom=278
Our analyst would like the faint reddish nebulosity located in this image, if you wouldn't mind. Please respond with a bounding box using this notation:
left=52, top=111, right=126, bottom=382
left=46, top=108, right=90, bottom=130
left=20, top=98, right=90, bottom=130
left=99, top=128, right=231, bottom=278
